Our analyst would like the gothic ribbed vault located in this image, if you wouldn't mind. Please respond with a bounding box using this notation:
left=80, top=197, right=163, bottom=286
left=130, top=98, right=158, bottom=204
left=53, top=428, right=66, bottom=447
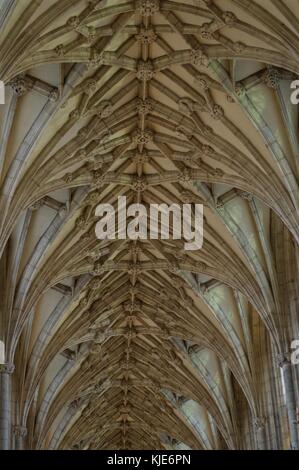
left=0, top=0, right=299, bottom=450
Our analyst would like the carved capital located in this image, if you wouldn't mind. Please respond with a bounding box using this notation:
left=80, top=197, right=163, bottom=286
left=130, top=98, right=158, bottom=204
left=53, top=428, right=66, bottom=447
left=9, top=76, right=29, bottom=96
left=237, top=190, right=253, bottom=202
left=216, top=200, right=225, bottom=212
left=0, top=362, right=14, bottom=374
left=253, top=416, right=265, bottom=430
left=277, top=353, right=290, bottom=368
left=49, top=88, right=59, bottom=102
left=234, top=83, right=246, bottom=97
left=30, top=199, right=45, bottom=211
left=13, top=425, right=27, bottom=438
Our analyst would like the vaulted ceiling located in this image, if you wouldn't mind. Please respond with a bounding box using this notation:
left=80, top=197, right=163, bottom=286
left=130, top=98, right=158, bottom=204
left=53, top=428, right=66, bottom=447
left=0, top=0, right=299, bottom=450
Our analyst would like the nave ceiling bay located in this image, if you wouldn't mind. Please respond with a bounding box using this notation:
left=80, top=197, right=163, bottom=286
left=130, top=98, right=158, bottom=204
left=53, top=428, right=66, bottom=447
left=0, top=0, right=299, bottom=450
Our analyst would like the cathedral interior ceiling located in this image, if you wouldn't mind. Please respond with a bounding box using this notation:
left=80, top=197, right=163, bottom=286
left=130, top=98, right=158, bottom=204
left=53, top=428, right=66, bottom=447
left=0, top=0, right=298, bottom=450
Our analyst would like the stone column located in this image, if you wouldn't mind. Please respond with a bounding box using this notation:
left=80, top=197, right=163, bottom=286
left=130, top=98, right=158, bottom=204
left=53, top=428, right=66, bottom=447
left=278, top=355, right=299, bottom=450
left=253, top=417, right=267, bottom=450
left=13, top=425, right=27, bottom=450
left=0, top=362, right=14, bottom=449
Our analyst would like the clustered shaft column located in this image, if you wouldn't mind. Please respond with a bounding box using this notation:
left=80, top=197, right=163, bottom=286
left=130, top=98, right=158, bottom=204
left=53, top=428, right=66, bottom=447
left=253, top=418, right=267, bottom=450
left=279, top=356, right=299, bottom=450
left=13, top=425, right=27, bottom=450
left=0, top=362, right=14, bottom=449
